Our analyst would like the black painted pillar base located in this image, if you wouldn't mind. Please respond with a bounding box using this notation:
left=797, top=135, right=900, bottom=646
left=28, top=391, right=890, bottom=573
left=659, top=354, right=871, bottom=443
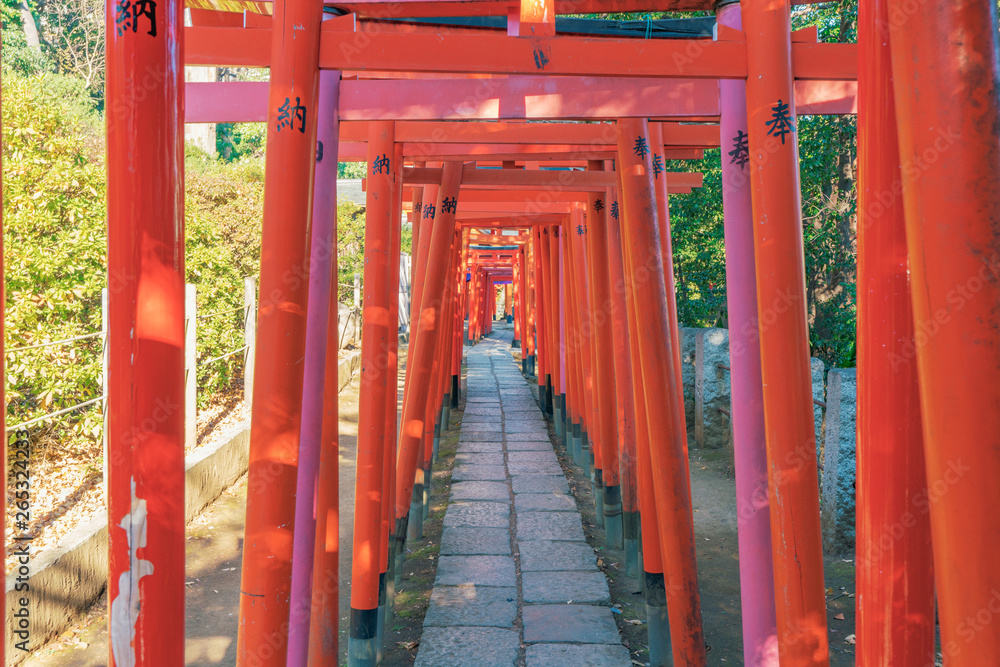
left=407, top=485, right=423, bottom=541
left=603, top=483, right=623, bottom=549
left=348, top=607, right=378, bottom=667
left=592, top=466, right=605, bottom=529
left=623, top=510, right=640, bottom=578
left=645, top=572, right=672, bottom=667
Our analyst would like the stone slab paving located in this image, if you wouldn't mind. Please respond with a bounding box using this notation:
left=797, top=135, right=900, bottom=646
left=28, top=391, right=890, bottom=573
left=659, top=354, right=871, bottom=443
left=415, top=329, right=629, bottom=667
left=525, top=643, right=633, bottom=667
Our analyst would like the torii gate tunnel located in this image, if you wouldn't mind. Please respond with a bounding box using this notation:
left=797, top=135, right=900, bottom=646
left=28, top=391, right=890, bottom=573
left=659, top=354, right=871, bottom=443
left=2, top=0, right=997, bottom=665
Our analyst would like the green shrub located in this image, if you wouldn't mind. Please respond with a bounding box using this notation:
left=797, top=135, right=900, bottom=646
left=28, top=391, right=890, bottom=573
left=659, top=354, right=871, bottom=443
left=3, top=70, right=267, bottom=459
left=3, top=72, right=106, bottom=446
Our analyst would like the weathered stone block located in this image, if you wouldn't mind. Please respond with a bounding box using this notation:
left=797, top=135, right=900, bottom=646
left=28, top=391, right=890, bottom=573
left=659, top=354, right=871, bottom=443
left=821, top=368, right=856, bottom=553
left=521, top=571, right=610, bottom=604
left=440, top=527, right=512, bottom=555
left=694, top=328, right=731, bottom=449
left=511, top=475, right=570, bottom=495
left=812, top=356, right=826, bottom=458
left=425, top=585, right=517, bottom=628
left=515, top=493, right=576, bottom=512
left=443, top=501, right=511, bottom=529
left=681, top=327, right=698, bottom=431
left=507, top=461, right=563, bottom=476
left=525, top=643, right=631, bottom=667
left=518, top=540, right=597, bottom=571
left=506, top=450, right=559, bottom=464
left=522, top=605, right=621, bottom=644
left=414, top=627, right=519, bottom=667
left=435, top=555, right=517, bottom=587
left=517, top=511, right=585, bottom=541
left=450, top=481, right=510, bottom=502
left=452, top=464, right=507, bottom=482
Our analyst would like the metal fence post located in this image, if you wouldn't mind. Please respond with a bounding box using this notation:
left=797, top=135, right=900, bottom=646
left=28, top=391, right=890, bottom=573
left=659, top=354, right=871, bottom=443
left=185, top=283, right=197, bottom=450
left=244, top=276, right=256, bottom=412
left=101, top=287, right=109, bottom=503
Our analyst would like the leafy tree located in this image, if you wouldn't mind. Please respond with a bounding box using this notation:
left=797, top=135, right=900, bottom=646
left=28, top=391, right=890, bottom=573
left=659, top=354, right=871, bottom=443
left=2, top=71, right=274, bottom=461
left=338, top=161, right=366, bottom=179
left=2, top=0, right=51, bottom=77
left=667, top=0, right=859, bottom=368
left=35, top=0, right=104, bottom=97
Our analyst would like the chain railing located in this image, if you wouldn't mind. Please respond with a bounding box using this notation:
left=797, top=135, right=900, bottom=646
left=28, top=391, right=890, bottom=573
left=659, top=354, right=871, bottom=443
left=5, top=278, right=258, bottom=453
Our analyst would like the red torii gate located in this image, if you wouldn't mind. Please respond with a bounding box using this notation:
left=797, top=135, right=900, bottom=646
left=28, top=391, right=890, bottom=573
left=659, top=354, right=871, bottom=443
left=41, top=1, right=996, bottom=667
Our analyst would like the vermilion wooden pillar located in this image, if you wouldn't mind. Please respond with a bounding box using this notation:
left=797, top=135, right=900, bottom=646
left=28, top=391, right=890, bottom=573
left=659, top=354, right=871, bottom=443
left=617, top=117, right=706, bottom=666
left=395, top=162, right=463, bottom=559
left=615, top=174, right=670, bottom=666
left=401, top=178, right=437, bottom=426
left=563, top=226, right=583, bottom=465
left=888, top=0, right=1000, bottom=661
left=855, top=0, right=935, bottom=662
left=548, top=226, right=563, bottom=426
left=604, top=185, right=641, bottom=578
left=105, top=0, right=186, bottom=662
left=526, top=241, right=538, bottom=376
left=348, top=121, right=394, bottom=667
left=287, top=69, right=340, bottom=667
left=236, top=0, right=323, bottom=661
left=308, top=223, right=343, bottom=662
left=570, top=216, right=596, bottom=478
left=535, top=228, right=551, bottom=410
left=586, top=162, right=622, bottom=547
left=377, top=140, right=404, bottom=661
left=557, top=225, right=570, bottom=438
left=452, top=230, right=468, bottom=402
left=469, top=264, right=479, bottom=343
left=513, top=253, right=522, bottom=346
left=742, top=1, right=829, bottom=661
left=518, top=246, right=528, bottom=356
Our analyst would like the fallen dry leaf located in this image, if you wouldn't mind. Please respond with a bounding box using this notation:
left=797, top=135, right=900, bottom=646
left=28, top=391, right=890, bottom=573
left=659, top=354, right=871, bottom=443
left=845, top=634, right=857, bottom=645
left=834, top=613, right=845, bottom=620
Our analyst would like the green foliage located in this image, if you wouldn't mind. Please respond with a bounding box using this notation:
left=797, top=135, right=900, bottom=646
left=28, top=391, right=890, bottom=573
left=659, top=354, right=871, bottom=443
left=662, top=2, right=859, bottom=369
left=666, top=150, right=727, bottom=329
left=338, top=161, right=366, bottom=179
left=184, top=156, right=266, bottom=399
left=337, top=198, right=365, bottom=308
left=667, top=121, right=857, bottom=368
left=3, top=72, right=107, bottom=444
left=3, top=71, right=266, bottom=458
left=217, top=122, right=267, bottom=162
left=2, top=15, right=51, bottom=77
left=186, top=156, right=266, bottom=279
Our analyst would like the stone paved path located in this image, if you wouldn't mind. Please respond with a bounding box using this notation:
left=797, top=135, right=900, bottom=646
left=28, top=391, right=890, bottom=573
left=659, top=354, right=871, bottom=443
left=414, top=328, right=631, bottom=667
